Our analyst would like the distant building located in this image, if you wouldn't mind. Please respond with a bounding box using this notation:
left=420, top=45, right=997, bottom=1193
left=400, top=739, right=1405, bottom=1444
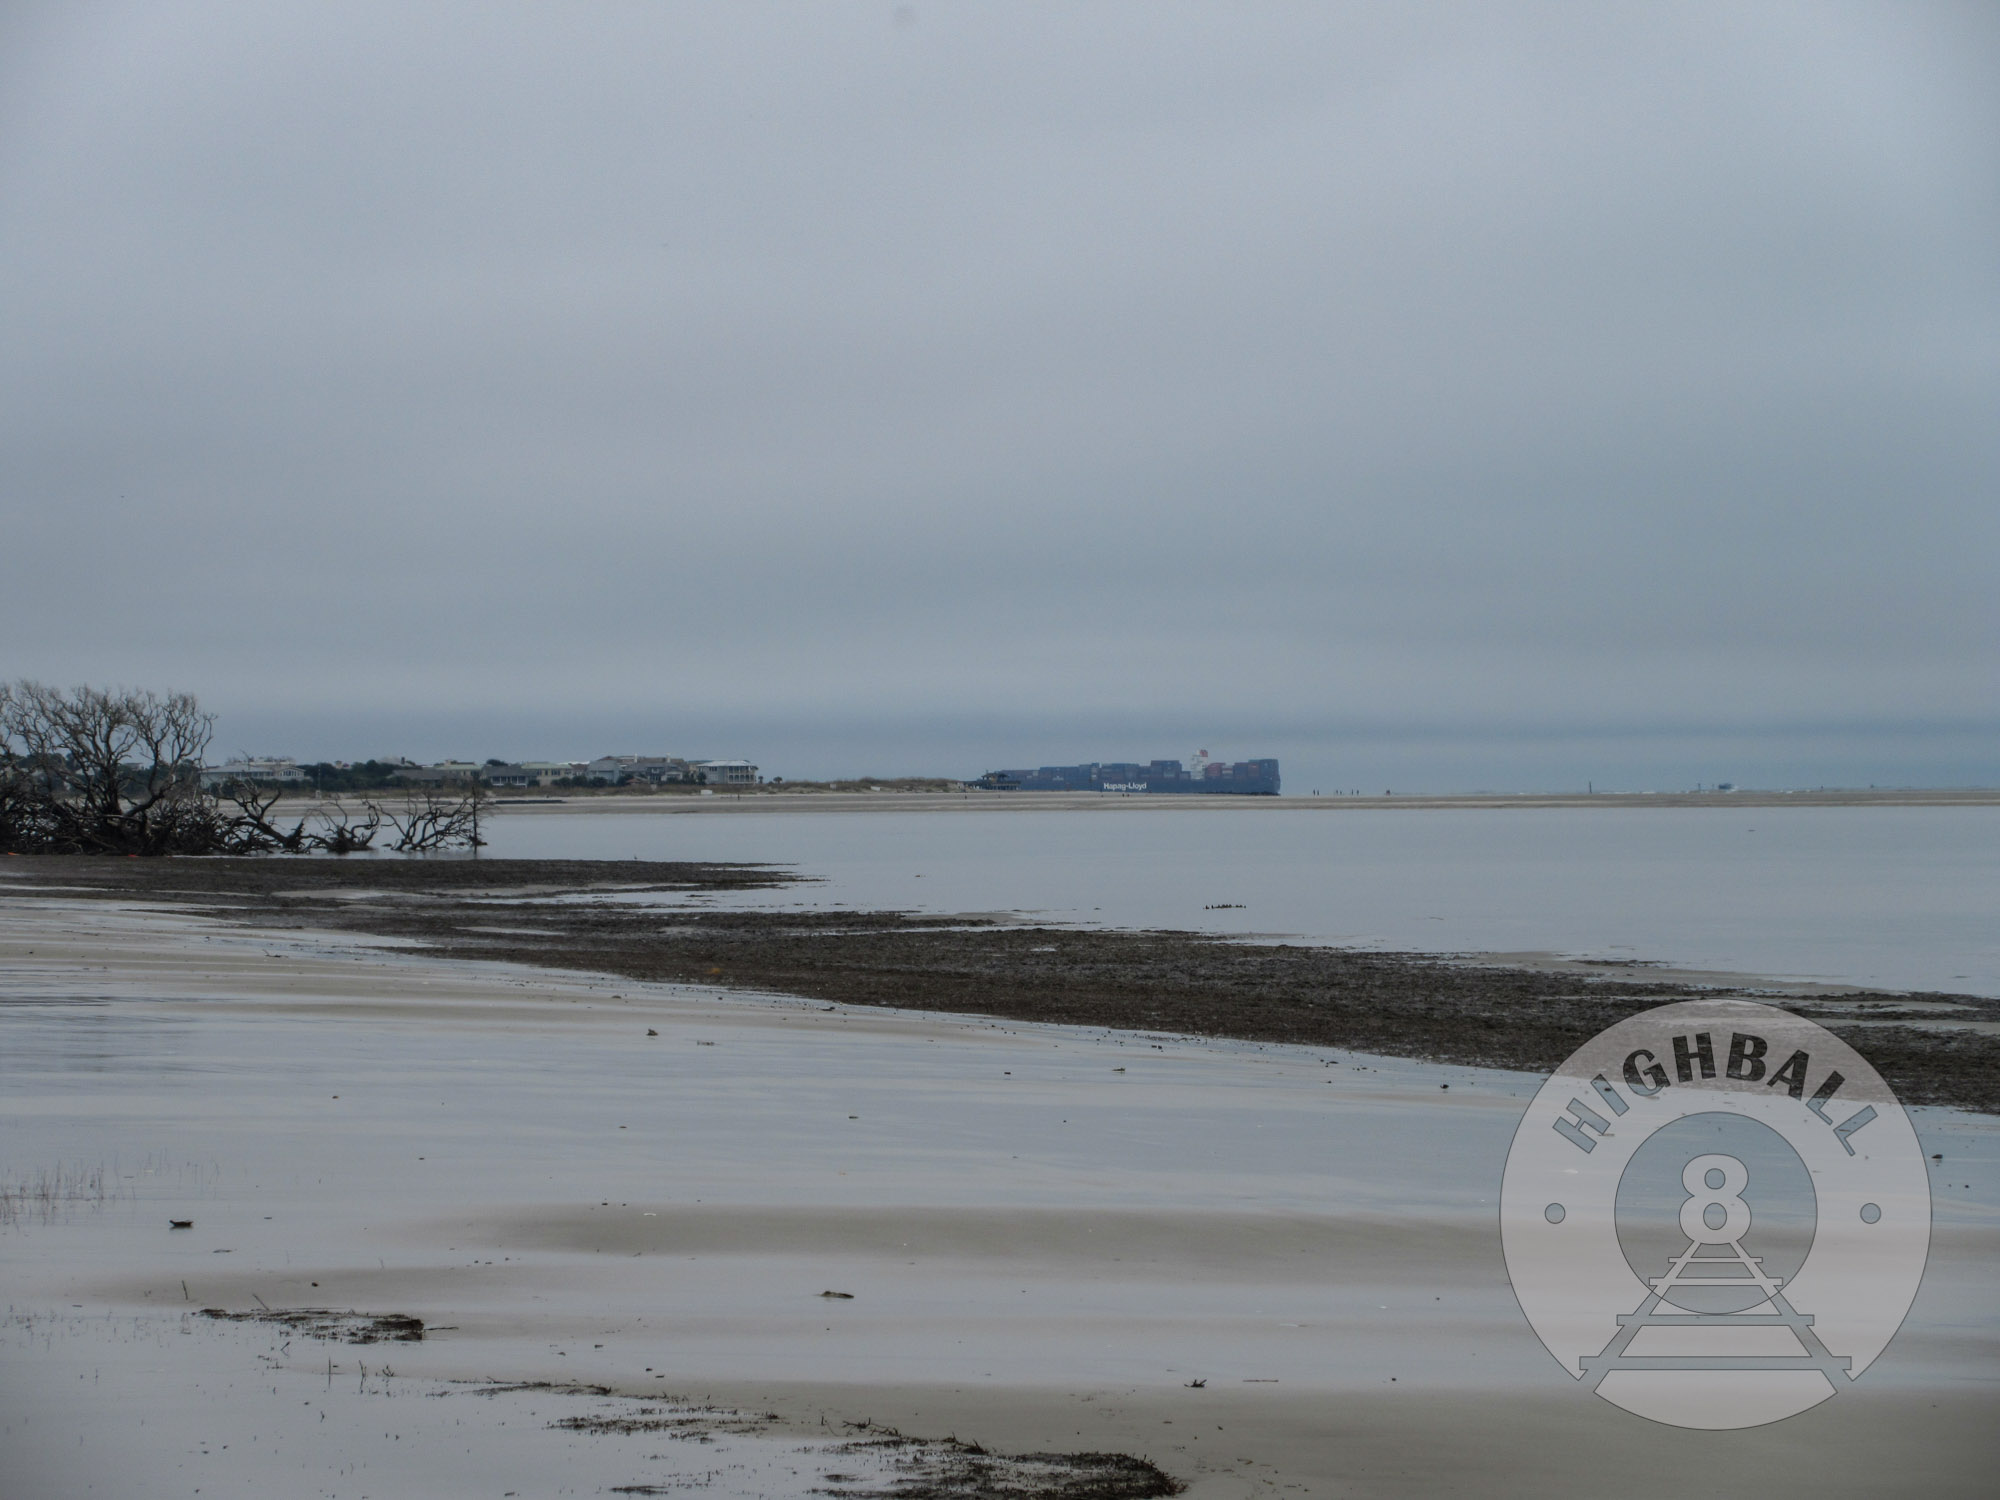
left=633, top=757, right=693, bottom=784
left=393, top=761, right=482, bottom=786
left=200, top=757, right=305, bottom=788
left=584, top=756, right=637, bottom=783
left=694, top=759, right=759, bottom=786
left=584, top=755, right=696, bottom=785
left=481, top=761, right=583, bottom=788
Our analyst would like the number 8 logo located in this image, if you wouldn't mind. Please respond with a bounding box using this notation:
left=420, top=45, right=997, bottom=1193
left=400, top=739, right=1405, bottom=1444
left=1680, top=1153, right=1751, bottom=1244
left=1502, top=998, right=1931, bottom=1428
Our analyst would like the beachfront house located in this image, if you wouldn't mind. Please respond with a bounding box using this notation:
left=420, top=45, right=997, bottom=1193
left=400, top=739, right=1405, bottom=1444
left=481, top=761, right=584, bottom=788
left=695, top=759, right=759, bottom=786
left=393, top=761, right=482, bottom=786
left=584, top=755, right=695, bottom=785
left=199, top=757, right=305, bottom=788
left=630, top=757, right=692, bottom=784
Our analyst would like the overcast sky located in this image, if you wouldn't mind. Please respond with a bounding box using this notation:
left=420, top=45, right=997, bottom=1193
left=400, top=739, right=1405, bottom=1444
left=2, top=2, right=1993, bottom=789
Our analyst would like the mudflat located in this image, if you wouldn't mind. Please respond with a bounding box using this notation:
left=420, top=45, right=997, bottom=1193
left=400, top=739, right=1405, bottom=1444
left=12, top=856, right=1996, bottom=1111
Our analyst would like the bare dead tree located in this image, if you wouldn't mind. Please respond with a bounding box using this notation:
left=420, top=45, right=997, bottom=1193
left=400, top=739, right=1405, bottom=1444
left=214, top=782, right=383, bottom=855
left=312, top=803, right=383, bottom=854
left=1, top=682, right=214, bottom=854
left=371, top=785, right=487, bottom=852
left=213, top=781, right=310, bottom=852
left=0, top=681, right=438, bottom=857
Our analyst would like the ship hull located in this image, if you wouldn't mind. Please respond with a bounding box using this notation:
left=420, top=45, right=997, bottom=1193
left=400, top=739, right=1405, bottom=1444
left=976, top=759, right=1279, bottom=795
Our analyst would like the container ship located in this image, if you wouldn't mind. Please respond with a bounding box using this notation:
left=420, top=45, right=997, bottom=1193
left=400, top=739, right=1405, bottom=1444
left=974, top=750, right=1279, bottom=795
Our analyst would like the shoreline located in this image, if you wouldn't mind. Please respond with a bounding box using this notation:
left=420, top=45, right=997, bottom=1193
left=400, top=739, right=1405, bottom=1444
left=470, top=786, right=2000, bottom=815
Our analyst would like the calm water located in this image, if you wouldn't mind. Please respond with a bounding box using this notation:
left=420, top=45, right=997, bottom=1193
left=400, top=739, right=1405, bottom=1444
left=482, top=804, right=2000, bottom=997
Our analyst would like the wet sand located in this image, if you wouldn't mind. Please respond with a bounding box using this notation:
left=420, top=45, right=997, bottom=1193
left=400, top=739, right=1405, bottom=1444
left=2, top=878, right=1995, bottom=1496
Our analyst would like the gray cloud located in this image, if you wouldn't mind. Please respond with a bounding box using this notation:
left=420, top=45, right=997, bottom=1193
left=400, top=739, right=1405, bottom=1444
left=3, top=1, right=1994, bottom=787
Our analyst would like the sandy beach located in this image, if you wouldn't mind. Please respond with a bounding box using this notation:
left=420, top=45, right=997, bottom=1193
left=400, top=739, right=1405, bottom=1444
left=2, top=882, right=1995, bottom=1497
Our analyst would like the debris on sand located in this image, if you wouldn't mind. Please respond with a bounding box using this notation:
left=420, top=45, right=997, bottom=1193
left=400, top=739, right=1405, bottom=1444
left=198, top=1307, right=424, bottom=1343
left=545, top=1391, right=1184, bottom=1500
left=461, top=1381, right=613, bottom=1398
left=553, top=1407, right=776, bottom=1439
left=821, top=1436, right=1183, bottom=1500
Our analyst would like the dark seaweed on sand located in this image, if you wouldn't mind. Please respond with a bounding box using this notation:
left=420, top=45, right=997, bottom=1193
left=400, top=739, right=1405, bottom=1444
left=198, top=1308, right=423, bottom=1343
